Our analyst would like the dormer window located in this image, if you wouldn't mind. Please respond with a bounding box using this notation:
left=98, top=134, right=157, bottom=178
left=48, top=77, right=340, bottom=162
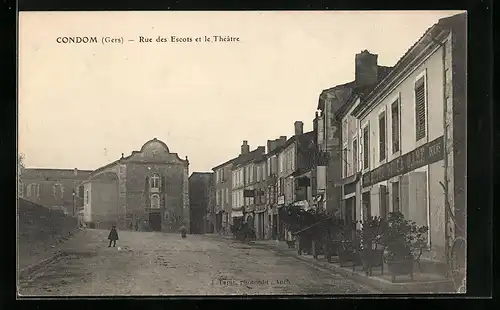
left=150, top=174, right=161, bottom=192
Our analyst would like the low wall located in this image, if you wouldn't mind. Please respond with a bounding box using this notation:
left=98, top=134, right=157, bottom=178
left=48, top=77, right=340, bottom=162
left=18, top=198, right=78, bottom=263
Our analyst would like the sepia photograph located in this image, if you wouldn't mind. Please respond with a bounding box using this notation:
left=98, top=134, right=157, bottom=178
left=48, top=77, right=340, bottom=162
left=17, top=10, right=467, bottom=296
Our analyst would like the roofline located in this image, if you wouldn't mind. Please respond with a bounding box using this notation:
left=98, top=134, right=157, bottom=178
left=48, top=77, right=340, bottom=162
left=334, top=93, right=358, bottom=120
left=351, top=14, right=462, bottom=118
left=211, top=157, right=237, bottom=171
left=23, top=168, right=93, bottom=173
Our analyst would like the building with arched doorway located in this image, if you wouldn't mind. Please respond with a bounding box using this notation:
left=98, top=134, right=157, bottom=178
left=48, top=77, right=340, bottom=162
left=82, top=138, right=190, bottom=232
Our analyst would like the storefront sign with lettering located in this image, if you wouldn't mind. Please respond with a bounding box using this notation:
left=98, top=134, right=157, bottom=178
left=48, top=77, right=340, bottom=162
left=362, top=136, right=444, bottom=188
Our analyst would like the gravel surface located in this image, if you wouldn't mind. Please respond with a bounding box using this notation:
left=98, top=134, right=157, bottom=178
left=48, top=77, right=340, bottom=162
left=18, top=229, right=377, bottom=296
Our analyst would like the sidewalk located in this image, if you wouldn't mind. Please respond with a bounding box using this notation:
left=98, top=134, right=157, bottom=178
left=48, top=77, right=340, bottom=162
left=205, top=234, right=456, bottom=294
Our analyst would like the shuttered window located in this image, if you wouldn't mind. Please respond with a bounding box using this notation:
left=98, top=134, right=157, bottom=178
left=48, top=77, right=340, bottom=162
left=379, top=185, right=388, bottom=219
left=352, top=138, right=358, bottom=173
left=391, top=99, right=400, bottom=153
left=363, top=125, right=370, bottom=169
left=379, top=111, right=386, bottom=161
left=415, top=76, right=426, bottom=141
left=343, top=147, right=348, bottom=177
left=392, top=181, right=400, bottom=212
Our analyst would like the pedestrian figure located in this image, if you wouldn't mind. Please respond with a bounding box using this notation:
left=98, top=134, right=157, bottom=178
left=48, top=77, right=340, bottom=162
left=108, top=225, right=119, bottom=247
left=134, top=221, right=139, bottom=231
left=179, top=224, right=187, bottom=238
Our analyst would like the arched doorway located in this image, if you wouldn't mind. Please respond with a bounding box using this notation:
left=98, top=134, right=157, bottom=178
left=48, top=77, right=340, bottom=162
left=149, top=194, right=162, bottom=231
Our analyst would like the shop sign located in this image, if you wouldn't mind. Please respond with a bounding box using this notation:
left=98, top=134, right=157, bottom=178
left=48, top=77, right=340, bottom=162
left=362, top=136, right=444, bottom=188
left=277, top=195, right=285, bottom=205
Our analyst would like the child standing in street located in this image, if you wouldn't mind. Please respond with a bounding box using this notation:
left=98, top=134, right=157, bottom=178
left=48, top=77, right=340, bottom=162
left=108, top=225, right=119, bottom=247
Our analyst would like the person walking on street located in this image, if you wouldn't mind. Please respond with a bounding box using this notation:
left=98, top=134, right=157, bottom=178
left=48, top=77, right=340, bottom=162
left=108, top=225, right=119, bottom=247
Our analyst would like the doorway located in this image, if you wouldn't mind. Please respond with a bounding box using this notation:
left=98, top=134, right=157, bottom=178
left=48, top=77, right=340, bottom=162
left=272, top=214, right=277, bottom=239
left=345, top=197, right=356, bottom=225
left=149, top=212, right=162, bottom=231
left=362, top=191, right=371, bottom=221
left=260, top=213, right=265, bottom=239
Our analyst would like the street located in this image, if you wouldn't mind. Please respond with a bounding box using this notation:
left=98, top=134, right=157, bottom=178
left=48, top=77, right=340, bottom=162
left=18, top=229, right=377, bottom=296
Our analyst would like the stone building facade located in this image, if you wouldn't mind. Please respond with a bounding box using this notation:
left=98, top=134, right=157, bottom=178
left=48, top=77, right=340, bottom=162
left=19, top=168, right=92, bottom=215
left=314, top=51, right=392, bottom=217
left=82, top=138, right=189, bottom=232
left=344, top=13, right=466, bottom=270
left=212, top=157, right=236, bottom=234
left=188, top=172, right=213, bottom=234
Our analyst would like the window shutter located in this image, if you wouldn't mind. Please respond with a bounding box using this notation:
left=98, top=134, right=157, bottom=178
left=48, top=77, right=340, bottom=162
left=353, top=139, right=358, bottom=173
left=391, top=100, right=400, bottom=153
left=400, top=175, right=410, bottom=219
left=379, top=113, right=386, bottom=161
left=415, top=77, right=426, bottom=141
left=363, top=126, right=370, bottom=169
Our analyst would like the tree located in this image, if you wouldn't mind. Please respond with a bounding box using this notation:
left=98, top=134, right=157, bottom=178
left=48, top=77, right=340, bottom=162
left=18, top=153, right=25, bottom=197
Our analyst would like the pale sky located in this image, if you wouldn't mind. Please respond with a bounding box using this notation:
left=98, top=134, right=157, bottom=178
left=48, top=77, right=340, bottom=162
left=18, top=10, right=463, bottom=173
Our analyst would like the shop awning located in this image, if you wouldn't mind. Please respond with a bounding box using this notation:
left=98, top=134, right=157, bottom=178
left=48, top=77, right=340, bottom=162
left=231, top=210, right=243, bottom=218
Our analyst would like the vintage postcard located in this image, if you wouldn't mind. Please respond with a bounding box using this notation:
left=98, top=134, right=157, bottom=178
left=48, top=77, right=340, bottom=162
left=17, top=10, right=467, bottom=296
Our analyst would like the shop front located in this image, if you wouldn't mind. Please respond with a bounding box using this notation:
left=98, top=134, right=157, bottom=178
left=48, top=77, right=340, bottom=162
left=361, top=136, right=445, bottom=260
left=276, top=195, right=285, bottom=240
left=339, top=172, right=361, bottom=227
left=255, top=204, right=267, bottom=240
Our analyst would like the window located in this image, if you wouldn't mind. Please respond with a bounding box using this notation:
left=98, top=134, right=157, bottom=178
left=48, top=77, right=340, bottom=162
left=391, top=99, right=400, bottom=153
left=415, top=76, right=427, bottom=141
left=216, top=190, right=220, bottom=205
left=226, top=188, right=229, bottom=203
left=363, top=125, right=370, bottom=169
left=379, top=111, right=386, bottom=161
left=343, top=147, right=348, bottom=178
left=353, top=138, right=358, bottom=173
left=150, top=174, right=161, bottom=189
left=221, top=169, right=226, bottom=182
left=19, top=181, right=24, bottom=198
left=151, top=194, right=160, bottom=209
left=249, top=165, right=254, bottom=183
left=27, top=183, right=39, bottom=198
left=216, top=170, right=219, bottom=183
left=343, top=119, right=348, bottom=139
left=262, top=163, right=266, bottom=180
left=85, top=190, right=89, bottom=205
left=392, top=181, right=400, bottom=212
left=257, top=165, right=261, bottom=182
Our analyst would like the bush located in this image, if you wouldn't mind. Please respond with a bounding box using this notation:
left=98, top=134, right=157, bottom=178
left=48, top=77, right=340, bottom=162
left=382, top=212, right=428, bottom=262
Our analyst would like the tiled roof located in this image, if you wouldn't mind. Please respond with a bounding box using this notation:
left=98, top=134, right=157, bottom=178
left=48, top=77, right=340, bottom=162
left=21, top=168, right=92, bottom=180
left=231, top=148, right=265, bottom=169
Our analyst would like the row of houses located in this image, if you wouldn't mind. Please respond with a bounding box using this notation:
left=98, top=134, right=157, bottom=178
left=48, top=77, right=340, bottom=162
left=207, top=13, right=466, bottom=269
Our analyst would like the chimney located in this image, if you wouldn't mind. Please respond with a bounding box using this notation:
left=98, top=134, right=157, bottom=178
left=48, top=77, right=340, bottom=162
left=267, top=140, right=273, bottom=153
left=74, top=168, right=78, bottom=176
left=294, top=121, right=304, bottom=136
left=257, top=146, right=266, bottom=154
left=355, top=50, right=379, bottom=87
left=241, top=140, right=250, bottom=155
left=279, top=136, right=287, bottom=147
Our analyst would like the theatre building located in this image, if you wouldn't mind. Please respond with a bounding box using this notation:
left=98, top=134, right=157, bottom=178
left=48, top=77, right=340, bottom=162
left=348, top=13, right=466, bottom=269
left=82, top=138, right=190, bottom=232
